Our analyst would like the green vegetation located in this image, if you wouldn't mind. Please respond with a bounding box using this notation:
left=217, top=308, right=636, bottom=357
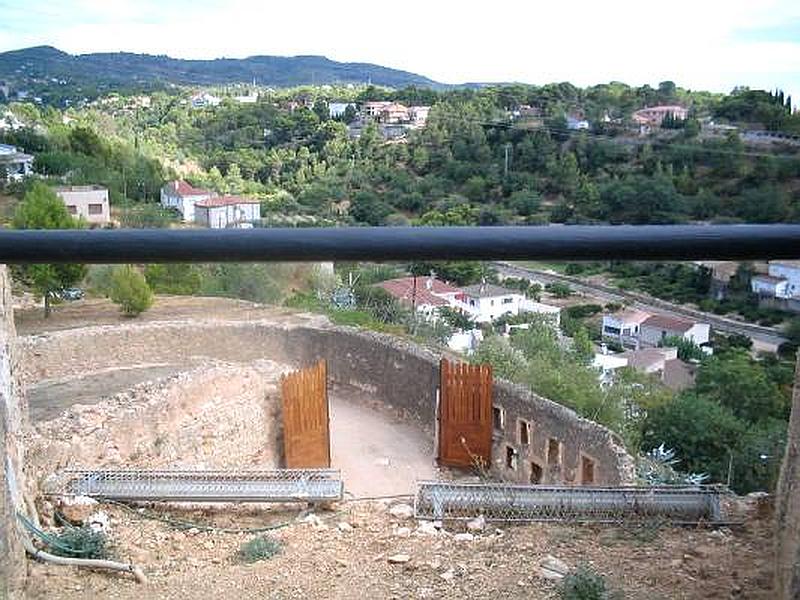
left=236, top=535, right=282, bottom=564
left=11, top=181, right=86, bottom=316
left=559, top=565, right=623, bottom=600
left=109, top=265, right=153, bottom=316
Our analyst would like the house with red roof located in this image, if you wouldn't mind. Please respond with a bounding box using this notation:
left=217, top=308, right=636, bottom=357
left=377, top=276, right=462, bottom=320
left=638, top=314, right=710, bottom=348
left=194, top=195, right=262, bottom=229
left=160, top=180, right=214, bottom=222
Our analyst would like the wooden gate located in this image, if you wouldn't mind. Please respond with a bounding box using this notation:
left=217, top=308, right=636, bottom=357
left=280, top=360, right=330, bottom=468
left=438, top=359, right=493, bottom=468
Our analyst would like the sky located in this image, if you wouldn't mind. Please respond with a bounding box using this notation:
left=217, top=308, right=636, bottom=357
left=0, top=0, right=799, bottom=102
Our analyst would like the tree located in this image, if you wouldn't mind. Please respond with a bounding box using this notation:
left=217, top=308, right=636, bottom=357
left=572, top=326, right=594, bottom=364
left=659, top=335, right=704, bottom=361
left=144, top=264, right=202, bottom=295
left=12, top=182, right=86, bottom=317
left=109, top=265, right=154, bottom=317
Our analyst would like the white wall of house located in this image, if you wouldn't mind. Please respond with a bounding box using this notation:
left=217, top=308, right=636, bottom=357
left=639, top=323, right=710, bottom=348
left=752, top=276, right=791, bottom=299
left=768, top=264, right=800, bottom=297
left=195, top=202, right=261, bottom=228
left=460, top=292, right=526, bottom=323
left=160, top=189, right=211, bottom=222
left=601, top=314, right=645, bottom=349
left=55, top=186, right=110, bottom=226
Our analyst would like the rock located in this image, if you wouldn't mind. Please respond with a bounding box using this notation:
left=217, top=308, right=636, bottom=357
left=689, top=544, right=714, bottom=559
left=454, top=533, right=474, bottom=542
left=440, top=568, right=456, bottom=582
left=538, top=555, right=570, bottom=580
left=337, top=522, right=354, bottom=533
left=466, top=515, right=486, bottom=532
left=302, top=514, right=328, bottom=529
left=86, top=511, right=111, bottom=534
left=58, top=495, right=99, bottom=524
left=415, top=521, right=440, bottom=536
left=186, top=528, right=200, bottom=535
left=670, top=558, right=683, bottom=569
left=394, top=527, right=412, bottom=538
left=389, top=504, right=414, bottom=520
left=387, top=554, right=411, bottom=564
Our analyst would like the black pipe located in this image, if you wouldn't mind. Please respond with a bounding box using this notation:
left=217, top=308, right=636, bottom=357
left=0, top=225, right=799, bottom=264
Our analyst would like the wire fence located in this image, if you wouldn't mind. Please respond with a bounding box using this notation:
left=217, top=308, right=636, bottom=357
left=414, top=481, right=730, bottom=525
left=44, top=469, right=343, bottom=503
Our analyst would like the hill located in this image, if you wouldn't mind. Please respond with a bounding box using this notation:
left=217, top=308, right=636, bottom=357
left=0, top=46, right=443, bottom=99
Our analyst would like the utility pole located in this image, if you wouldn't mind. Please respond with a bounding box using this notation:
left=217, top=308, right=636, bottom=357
left=504, top=143, right=512, bottom=178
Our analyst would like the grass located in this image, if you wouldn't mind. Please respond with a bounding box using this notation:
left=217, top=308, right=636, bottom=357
left=559, top=564, right=623, bottom=600
left=237, top=535, right=282, bottom=564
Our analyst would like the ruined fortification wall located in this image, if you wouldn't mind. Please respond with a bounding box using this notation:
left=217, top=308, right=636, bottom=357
left=775, top=354, right=800, bottom=599
left=22, top=320, right=634, bottom=486
left=0, top=265, right=26, bottom=599
left=28, top=362, right=286, bottom=481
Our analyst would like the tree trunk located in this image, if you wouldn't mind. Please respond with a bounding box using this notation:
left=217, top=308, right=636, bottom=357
left=44, top=293, right=50, bottom=319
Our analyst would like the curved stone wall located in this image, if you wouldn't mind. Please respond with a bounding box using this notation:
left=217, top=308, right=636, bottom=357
left=21, top=318, right=635, bottom=485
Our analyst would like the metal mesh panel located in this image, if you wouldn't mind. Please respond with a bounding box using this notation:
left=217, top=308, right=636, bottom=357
left=45, top=469, right=343, bottom=503
left=414, top=481, right=727, bottom=524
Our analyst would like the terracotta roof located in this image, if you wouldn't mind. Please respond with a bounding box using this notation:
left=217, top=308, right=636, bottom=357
left=195, top=195, right=260, bottom=208
left=641, top=314, right=694, bottom=333
left=166, top=180, right=211, bottom=198
left=605, top=309, right=651, bottom=325
left=621, top=347, right=677, bottom=371
left=377, top=277, right=459, bottom=307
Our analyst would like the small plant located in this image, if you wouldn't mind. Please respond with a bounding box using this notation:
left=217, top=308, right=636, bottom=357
left=237, top=535, right=282, bottom=564
left=559, top=565, right=623, bottom=600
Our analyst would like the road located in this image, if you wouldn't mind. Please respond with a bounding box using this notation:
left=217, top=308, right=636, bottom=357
left=494, top=262, right=787, bottom=349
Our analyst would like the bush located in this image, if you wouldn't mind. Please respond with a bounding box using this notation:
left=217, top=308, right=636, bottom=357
left=109, top=265, right=153, bottom=316
left=565, top=304, right=603, bottom=320
left=559, top=565, right=622, bottom=600
left=237, top=535, right=281, bottom=564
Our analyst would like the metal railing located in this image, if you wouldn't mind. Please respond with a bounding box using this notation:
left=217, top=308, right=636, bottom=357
left=45, top=469, right=344, bottom=503
left=0, top=225, right=799, bottom=263
left=414, top=481, right=728, bottom=525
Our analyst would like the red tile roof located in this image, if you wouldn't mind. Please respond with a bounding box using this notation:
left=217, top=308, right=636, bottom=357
left=195, top=195, right=261, bottom=208
left=377, top=277, right=460, bottom=307
left=167, top=180, right=211, bottom=197
left=641, top=314, right=694, bottom=333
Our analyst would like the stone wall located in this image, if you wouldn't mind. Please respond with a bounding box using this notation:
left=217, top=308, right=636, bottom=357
left=0, top=265, right=26, bottom=599
left=29, top=362, right=286, bottom=481
left=22, top=320, right=634, bottom=485
left=775, top=354, right=800, bottom=599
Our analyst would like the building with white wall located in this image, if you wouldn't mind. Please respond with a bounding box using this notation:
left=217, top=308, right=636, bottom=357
left=751, top=274, right=792, bottom=299
left=766, top=261, right=800, bottom=298
left=0, top=143, right=33, bottom=181
left=160, top=180, right=213, bottom=222
left=457, top=283, right=558, bottom=324
left=194, top=195, right=261, bottom=229
left=638, top=315, right=710, bottom=348
left=601, top=309, right=651, bottom=349
left=54, top=185, right=110, bottom=226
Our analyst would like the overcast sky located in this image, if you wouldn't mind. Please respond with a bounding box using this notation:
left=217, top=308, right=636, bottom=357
left=1, top=0, right=799, bottom=101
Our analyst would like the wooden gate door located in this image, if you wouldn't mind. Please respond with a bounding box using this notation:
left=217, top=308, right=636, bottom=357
left=281, top=360, right=331, bottom=468
left=438, top=359, right=493, bottom=468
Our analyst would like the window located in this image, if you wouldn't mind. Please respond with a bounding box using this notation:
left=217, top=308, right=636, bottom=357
left=88, top=203, right=104, bottom=215
left=492, top=406, right=505, bottom=431
left=503, top=297, right=513, bottom=304
left=66, top=205, right=77, bottom=215
left=530, top=462, right=543, bottom=484
left=519, top=420, right=530, bottom=446
left=581, top=456, right=596, bottom=484
left=505, top=446, right=517, bottom=470
left=547, top=438, right=561, bottom=465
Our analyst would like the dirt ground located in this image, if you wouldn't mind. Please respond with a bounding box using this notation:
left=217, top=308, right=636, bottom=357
left=18, top=295, right=777, bottom=599
left=24, top=499, right=775, bottom=600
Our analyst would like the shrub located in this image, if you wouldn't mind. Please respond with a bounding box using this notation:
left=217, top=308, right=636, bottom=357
left=559, top=565, right=623, bottom=600
left=49, top=526, right=110, bottom=560
left=237, top=535, right=281, bottom=564
left=109, top=265, right=154, bottom=317
left=545, top=282, right=573, bottom=298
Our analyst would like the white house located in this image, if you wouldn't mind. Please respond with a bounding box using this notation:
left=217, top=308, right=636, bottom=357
left=194, top=195, right=262, bottom=229
left=160, top=180, right=213, bottom=222
left=54, top=185, right=110, bottom=226
left=751, top=274, right=792, bottom=299
left=190, top=92, right=222, bottom=109
left=601, top=309, right=651, bottom=349
left=408, top=106, right=431, bottom=126
left=567, top=116, right=590, bottom=130
left=638, top=315, right=711, bottom=348
left=457, top=283, right=546, bottom=324
left=0, top=143, right=33, bottom=181
left=766, top=261, right=800, bottom=297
